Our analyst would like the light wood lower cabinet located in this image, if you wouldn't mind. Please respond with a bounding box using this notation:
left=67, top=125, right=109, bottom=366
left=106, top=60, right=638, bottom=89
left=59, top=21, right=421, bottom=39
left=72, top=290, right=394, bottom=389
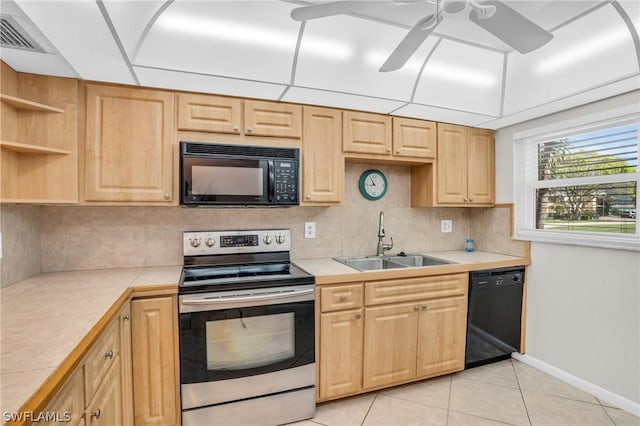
left=317, top=273, right=468, bottom=401
left=131, top=296, right=180, bottom=426
left=38, top=301, right=132, bottom=426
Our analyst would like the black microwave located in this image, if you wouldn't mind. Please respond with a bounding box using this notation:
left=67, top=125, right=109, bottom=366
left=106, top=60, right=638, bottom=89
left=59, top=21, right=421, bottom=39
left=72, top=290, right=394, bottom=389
left=180, top=142, right=299, bottom=207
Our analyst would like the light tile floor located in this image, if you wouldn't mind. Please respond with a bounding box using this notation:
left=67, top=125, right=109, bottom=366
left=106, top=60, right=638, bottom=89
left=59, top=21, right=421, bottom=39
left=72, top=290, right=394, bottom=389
left=289, top=359, right=640, bottom=426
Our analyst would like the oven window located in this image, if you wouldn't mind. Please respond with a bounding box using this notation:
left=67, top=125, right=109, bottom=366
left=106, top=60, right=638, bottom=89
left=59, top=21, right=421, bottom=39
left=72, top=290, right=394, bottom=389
left=206, top=313, right=294, bottom=370
left=192, top=165, right=263, bottom=196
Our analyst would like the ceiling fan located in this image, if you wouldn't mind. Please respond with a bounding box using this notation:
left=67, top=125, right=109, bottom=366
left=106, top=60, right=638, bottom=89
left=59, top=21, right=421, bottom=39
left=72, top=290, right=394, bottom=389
left=290, top=0, right=554, bottom=72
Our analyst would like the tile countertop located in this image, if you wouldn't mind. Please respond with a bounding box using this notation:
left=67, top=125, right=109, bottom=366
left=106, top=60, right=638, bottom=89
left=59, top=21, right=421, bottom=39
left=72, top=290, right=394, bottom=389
left=293, top=250, right=529, bottom=284
left=0, top=265, right=181, bottom=417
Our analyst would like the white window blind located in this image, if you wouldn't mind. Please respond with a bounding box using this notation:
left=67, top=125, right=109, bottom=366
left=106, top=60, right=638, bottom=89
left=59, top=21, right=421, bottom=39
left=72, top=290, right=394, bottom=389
left=514, top=111, right=639, bottom=251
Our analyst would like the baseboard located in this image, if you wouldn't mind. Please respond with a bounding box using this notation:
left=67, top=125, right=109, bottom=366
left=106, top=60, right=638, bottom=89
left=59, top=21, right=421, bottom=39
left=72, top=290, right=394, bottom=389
left=512, top=353, right=640, bottom=417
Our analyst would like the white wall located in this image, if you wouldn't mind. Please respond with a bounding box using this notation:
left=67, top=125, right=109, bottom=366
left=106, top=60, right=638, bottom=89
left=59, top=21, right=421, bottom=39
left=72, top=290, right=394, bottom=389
left=495, top=90, right=640, bottom=407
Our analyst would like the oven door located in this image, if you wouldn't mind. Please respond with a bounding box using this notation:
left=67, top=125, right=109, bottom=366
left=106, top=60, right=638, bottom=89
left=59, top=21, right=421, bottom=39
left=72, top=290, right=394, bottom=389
left=181, top=156, right=272, bottom=205
left=179, top=285, right=315, bottom=409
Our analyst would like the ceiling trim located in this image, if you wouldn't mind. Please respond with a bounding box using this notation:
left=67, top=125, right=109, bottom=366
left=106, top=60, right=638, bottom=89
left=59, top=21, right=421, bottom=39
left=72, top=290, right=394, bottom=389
left=548, top=0, right=610, bottom=33
left=96, top=0, right=139, bottom=84
left=130, top=0, right=174, bottom=63
left=410, top=37, right=441, bottom=102
left=611, top=0, right=640, bottom=71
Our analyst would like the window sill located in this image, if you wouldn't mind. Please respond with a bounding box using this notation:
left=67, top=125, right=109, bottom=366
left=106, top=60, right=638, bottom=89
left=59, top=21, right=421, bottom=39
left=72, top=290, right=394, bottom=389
left=515, top=229, right=640, bottom=251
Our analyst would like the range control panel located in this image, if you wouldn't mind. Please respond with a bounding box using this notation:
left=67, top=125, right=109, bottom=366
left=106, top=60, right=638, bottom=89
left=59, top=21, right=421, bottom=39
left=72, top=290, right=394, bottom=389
left=183, top=229, right=291, bottom=256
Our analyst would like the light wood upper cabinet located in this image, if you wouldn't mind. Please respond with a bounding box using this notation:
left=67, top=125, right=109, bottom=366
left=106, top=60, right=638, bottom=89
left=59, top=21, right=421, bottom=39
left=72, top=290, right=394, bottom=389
left=83, top=84, right=175, bottom=204
left=412, top=123, right=494, bottom=207
left=319, top=309, right=363, bottom=400
left=244, top=100, right=302, bottom=138
left=302, top=106, right=344, bottom=205
left=363, top=303, right=418, bottom=389
left=392, top=117, right=436, bottom=159
left=343, top=111, right=392, bottom=155
left=416, top=297, right=467, bottom=378
left=131, top=296, right=180, bottom=426
left=177, top=93, right=242, bottom=134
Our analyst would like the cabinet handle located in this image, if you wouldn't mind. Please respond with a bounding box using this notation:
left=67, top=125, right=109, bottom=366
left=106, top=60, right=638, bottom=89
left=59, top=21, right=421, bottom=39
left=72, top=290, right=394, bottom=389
left=91, top=409, right=101, bottom=420
left=305, top=195, right=311, bottom=200
left=163, top=193, right=170, bottom=200
left=414, top=306, right=419, bottom=311
left=355, top=313, right=362, bottom=320
left=422, top=305, right=428, bottom=311
left=469, top=197, right=474, bottom=202
left=386, top=148, right=391, bottom=153
left=247, top=127, right=253, bottom=133
left=123, top=314, right=130, bottom=321
left=233, top=125, right=240, bottom=132
left=464, top=198, right=469, bottom=202
left=104, top=350, right=114, bottom=360
left=339, top=295, right=348, bottom=301
left=396, top=149, right=400, bottom=154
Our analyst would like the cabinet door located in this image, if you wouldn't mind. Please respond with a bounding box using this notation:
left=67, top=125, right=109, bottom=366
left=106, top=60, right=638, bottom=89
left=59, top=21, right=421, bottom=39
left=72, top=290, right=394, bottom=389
left=467, top=127, right=495, bottom=205
left=437, top=123, right=467, bottom=204
left=363, top=303, right=418, bottom=389
left=416, top=297, right=467, bottom=378
left=302, top=106, right=344, bottom=204
left=86, top=357, right=123, bottom=426
left=84, top=84, right=175, bottom=203
left=244, top=100, right=301, bottom=138
left=177, top=93, right=242, bottom=134
left=131, top=297, right=179, bottom=426
left=119, top=302, right=134, bottom=426
left=40, top=369, right=84, bottom=426
left=393, top=117, right=436, bottom=159
left=319, top=309, right=363, bottom=399
left=343, top=111, right=392, bottom=155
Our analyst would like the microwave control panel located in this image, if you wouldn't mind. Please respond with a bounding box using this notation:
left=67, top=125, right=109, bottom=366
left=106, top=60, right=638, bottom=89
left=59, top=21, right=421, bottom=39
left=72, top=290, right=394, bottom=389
left=274, top=160, right=298, bottom=203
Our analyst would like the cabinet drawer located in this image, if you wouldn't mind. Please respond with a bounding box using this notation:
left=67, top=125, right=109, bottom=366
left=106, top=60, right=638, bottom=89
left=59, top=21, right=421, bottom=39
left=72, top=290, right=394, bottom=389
left=84, top=318, right=120, bottom=403
left=365, top=273, right=467, bottom=306
left=40, top=369, right=84, bottom=426
left=320, top=284, right=363, bottom=312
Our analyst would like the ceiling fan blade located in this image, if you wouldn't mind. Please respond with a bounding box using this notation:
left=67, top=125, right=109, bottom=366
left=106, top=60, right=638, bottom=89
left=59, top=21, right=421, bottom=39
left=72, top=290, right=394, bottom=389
left=379, top=13, right=442, bottom=72
left=469, top=1, right=553, bottom=54
left=291, top=1, right=372, bottom=21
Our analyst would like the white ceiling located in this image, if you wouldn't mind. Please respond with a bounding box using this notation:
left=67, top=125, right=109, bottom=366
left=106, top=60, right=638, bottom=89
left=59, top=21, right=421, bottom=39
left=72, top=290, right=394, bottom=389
left=1, top=0, right=638, bottom=129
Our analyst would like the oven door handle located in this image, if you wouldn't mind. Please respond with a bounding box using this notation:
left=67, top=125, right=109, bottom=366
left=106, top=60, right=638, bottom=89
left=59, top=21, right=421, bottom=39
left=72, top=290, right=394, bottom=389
left=181, top=288, right=314, bottom=305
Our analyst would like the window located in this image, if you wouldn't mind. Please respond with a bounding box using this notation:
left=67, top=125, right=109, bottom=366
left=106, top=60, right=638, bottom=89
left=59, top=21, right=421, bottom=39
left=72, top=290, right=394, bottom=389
left=514, top=108, right=639, bottom=251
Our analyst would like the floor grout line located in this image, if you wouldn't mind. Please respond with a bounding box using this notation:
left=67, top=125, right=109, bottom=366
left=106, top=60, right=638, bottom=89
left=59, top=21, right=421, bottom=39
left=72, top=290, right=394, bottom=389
left=445, top=373, right=453, bottom=426
left=512, top=359, right=533, bottom=426
left=359, top=392, right=378, bottom=426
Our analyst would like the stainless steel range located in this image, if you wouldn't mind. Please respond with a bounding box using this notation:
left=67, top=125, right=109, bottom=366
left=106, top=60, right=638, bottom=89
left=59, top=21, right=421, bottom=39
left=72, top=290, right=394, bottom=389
left=179, top=229, right=316, bottom=426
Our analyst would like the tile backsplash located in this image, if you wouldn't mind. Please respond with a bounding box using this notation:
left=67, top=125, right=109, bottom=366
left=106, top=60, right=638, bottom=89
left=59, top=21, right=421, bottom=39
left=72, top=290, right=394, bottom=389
left=1, top=204, right=41, bottom=287
left=39, top=164, right=470, bottom=272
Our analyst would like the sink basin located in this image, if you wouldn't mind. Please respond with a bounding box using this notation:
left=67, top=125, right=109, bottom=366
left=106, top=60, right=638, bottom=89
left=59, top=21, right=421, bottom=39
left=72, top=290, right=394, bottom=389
left=334, top=257, right=407, bottom=271
left=386, top=254, right=453, bottom=267
left=333, top=254, right=454, bottom=271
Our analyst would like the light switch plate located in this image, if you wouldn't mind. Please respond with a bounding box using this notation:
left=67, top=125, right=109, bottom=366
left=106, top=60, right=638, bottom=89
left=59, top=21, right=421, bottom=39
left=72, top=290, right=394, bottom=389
left=304, top=222, right=316, bottom=239
left=441, top=220, right=453, bottom=233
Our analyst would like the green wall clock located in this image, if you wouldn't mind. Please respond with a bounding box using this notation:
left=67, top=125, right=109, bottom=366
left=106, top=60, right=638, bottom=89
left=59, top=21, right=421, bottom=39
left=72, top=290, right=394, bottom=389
left=358, top=169, right=388, bottom=201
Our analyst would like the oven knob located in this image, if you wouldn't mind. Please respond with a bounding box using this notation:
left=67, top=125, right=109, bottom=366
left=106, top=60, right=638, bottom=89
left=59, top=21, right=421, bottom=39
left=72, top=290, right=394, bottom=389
left=205, top=237, right=215, bottom=247
left=275, top=234, right=286, bottom=244
left=190, top=238, right=202, bottom=248
left=263, top=235, right=273, bottom=245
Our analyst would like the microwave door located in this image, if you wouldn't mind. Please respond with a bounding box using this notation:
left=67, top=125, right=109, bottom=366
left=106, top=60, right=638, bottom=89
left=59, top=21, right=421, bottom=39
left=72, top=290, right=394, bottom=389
left=184, top=158, right=270, bottom=204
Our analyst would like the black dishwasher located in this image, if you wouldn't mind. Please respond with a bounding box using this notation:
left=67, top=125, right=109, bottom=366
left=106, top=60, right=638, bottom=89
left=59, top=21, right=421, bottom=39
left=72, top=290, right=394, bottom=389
left=465, top=267, right=524, bottom=369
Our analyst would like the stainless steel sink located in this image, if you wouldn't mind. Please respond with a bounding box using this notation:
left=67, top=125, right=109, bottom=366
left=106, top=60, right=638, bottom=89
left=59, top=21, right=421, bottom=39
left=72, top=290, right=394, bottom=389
left=333, top=254, right=454, bottom=271
left=386, top=254, right=453, bottom=267
left=333, top=257, right=407, bottom=271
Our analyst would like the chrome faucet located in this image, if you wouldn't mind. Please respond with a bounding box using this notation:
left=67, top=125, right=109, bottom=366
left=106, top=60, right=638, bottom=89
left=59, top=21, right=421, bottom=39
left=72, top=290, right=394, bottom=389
left=376, top=211, right=393, bottom=256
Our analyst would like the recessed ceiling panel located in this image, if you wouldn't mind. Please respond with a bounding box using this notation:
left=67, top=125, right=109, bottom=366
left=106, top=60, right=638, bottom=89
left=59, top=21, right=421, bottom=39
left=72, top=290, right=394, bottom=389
left=503, top=4, right=638, bottom=115
left=413, top=39, right=504, bottom=115
left=15, top=0, right=136, bottom=83
left=393, top=103, right=497, bottom=127
left=135, top=2, right=298, bottom=84
left=294, top=14, right=437, bottom=101
left=283, top=87, right=405, bottom=113
left=135, top=66, right=287, bottom=100
left=102, top=0, right=166, bottom=59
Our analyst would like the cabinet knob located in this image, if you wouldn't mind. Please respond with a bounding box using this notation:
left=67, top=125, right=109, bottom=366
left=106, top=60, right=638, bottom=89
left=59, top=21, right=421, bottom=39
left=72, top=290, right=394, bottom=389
left=247, top=127, right=253, bottom=133
left=164, top=193, right=170, bottom=200
left=414, top=306, right=419, bottom=311
left=464, top=198, right=469, bottom=202
left=305, top=195, right=311, bottom=200
left=355, top=313, right=362, bottom=320
left=469, top=197, right=474, bottom=202
left=396, top=149, right=400, bottom=154
left=104, top=350, right=114, bottom=360
left=91, top=409, right=101, bottom=420
left=123, top=314, right=130, bottom=321
left=340, top=295, right=348, bottom=301
left=422, top=305, right=427, bottom=311
left=233, top=125, right=240, bottom=132
left=386, top=148, right=391, bottom=153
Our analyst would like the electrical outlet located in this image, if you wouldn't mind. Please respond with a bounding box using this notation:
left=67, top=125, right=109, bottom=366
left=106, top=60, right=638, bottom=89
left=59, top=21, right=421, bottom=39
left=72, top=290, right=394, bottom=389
left=441, top=220, right=453, bottom=233
left=304, top=222, right=316, bottom=239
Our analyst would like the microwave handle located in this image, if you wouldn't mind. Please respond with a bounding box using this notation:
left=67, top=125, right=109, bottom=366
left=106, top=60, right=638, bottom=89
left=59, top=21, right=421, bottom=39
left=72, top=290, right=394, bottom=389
left=268, top=160, right=275, bottom=202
